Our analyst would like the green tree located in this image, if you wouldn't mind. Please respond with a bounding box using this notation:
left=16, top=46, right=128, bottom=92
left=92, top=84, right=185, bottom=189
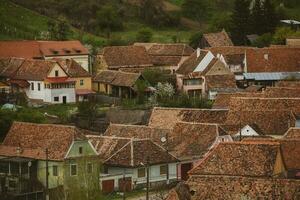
left=136, top=28, right=153, bottom=42
left=140, top=0, right=167, bottom=27
left=253, top=33, right=273, bottom=47
left=262, top=0, right=279, bottom=33
left=96, top=5, right=123, bottom=38
left=182, top=0, right=211, bottom=25
left=142, top=68, right=169, bottom=86
left=231, top=0, right=251, bottom=45
left=251, top=0, right=264, bottom=35
left=208, top=12, right=233, bottom=33
left=189, top=32, right=203, bottom=49
left=47, top=18, right=71, bottom=40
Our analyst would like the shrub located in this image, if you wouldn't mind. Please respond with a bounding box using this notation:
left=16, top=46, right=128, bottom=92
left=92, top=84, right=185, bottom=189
left=136, top=28, right=153, bottom=42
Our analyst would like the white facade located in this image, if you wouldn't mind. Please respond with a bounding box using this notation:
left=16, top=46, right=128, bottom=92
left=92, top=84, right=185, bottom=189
left=45, top=55, right=90, bottom=72
left=233, top=125, right=260, bottom=138
left=100, top=163, right=177, bottom=190
left=25, top=81, right=76, bottom=103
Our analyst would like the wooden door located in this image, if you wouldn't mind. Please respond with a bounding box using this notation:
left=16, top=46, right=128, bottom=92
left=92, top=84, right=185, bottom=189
left=102, top=180, right=114, bottom=193
left=181, top=163, right=193, bottom=181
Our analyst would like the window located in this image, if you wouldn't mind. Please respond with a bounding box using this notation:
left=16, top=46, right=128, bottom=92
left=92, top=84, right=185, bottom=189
left=137, top=168, right=146, bottom=178
left=79, top=146, right=83, bottom=154
left=53, top=165, right=58, bottom=176
left=55, top=70, right=59, bottom=77
left=87, top=163, right=93, bottom=174
left=183, top=78, right=202, bottom=86
left=70, top=164, right=77, bottom=176
left=54, top=96, right=59, bottom=102
left=160, top=165, right=167, bottom=175
left=38, top=83, right=41, bottom=91
left=80, top=80, right=84, bottom=86
left=31, top=82, right=34, bottom=90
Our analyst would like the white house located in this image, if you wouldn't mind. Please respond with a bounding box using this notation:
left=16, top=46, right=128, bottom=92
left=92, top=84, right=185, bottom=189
left=87, top=136, right=179, bottom=193
left=11, top=59, right=76, bottom=103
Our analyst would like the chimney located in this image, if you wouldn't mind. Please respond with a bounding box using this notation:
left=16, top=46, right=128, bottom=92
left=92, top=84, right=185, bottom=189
left=197, top=48, right=201, bottom=58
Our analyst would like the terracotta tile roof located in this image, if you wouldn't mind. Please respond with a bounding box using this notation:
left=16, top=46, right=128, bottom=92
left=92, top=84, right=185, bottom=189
left=203, top=30, right=234, bottom=47
left=55, top=59, right=91, bottom=77
left=176, top=50, right=208, bottom=75
left=223, top=54, right=245, bottom=66
left=101, top=46, right=153, bottom=69
left=283, top=128, right=300, bottom=139
left=280, top=139, right=300, bottom=170
left=104, top=124, right=171, bottom=144
left=133, top=42, right=157, bottom=50
left=3, top=122, right=88, bottom=161
left=148, top=107, right=229, bottom=129
left=245, top=85, right=263, bottom=92
left=212, top=92, right=258, bottom=109
left=206, top=46, right=252, bottom=56
left=8, top=79, right=30, bottom=88
left=0, top=57, right=25, bottom=78
left=189, top=141, right=280, bottom=177
left=0, top=40, right=88, bottom=58
left=12, top=59, right=57, bottom=81
left=245, top=47, right=300, bottom=72
left=150, top=56, right=182, bottom=66
left=147, top=44, right=194, bottom=56
left=88, top=136, right=178, bottom=167
left=264, top=87, right=300, bottom=98
left=0, top=145, right=45, bottom=160
left=93, top=70, right=142, bottom=87
left=205, top=74, right=237, bottom=90
left=228, top=97, right=300, bottom=115
left=169, top=122, right=220, bottom=160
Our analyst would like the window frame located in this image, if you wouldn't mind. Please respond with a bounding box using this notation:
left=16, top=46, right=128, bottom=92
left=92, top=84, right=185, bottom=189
left=70, top=164, right=77, bottom=176
left=160, top=165, right=167, bottom=175
left=87, top=163, right=93, bottom=174
left=31, top=82, right=34, bottom=90
left=38, top=83, right=41, bottom=91
left=55, top=70, right=59, bottom=77
left=54, top=96, right=59, bottom=102
left=137, top=168, right=146, bottom=178
left=53, top=165, right=58, bottom=176
left=80, top=79, right=84, bottom=86
left=79, top=146, right=83, bottom=154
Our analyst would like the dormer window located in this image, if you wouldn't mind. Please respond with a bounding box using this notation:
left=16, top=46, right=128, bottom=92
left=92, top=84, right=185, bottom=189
left=73, top=48, right=82, bottom=53
left=63, top=49, right=71, bottom=54
left=50, top=49, right=59, bottom=54
left=55, top=70, right=59, bottom=77
left=79, top=146, right=83, bottom=154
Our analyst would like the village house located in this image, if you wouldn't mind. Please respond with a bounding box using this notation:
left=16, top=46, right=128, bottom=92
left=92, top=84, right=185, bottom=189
left=87, top=135, right=178, bottom=193
left=145, top=43, right=194, bottom=74
left=169, top=139, right=300, bottom=199
left=0, top=40, right=91, bottom=72
left=96, top=46, right=153, bottom=73
left=0, top=122, right=99, bottom=198
left=0, top=58, right=92, bottom=103
left=286, top=37, right=300, bottom=46
left=199, top=30, right=233, bottom=49
left=93, top=70, right=147, bottom=98
left=175, top=49, right=237, bottom=99
left=103, top=120, right=233, bottom=182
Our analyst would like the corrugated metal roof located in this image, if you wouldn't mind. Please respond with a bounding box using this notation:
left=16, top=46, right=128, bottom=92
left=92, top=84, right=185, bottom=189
left=244, top=72, right=300, bottom=81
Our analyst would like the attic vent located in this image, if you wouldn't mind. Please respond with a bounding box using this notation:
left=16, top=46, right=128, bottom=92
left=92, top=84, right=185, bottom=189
left=73, top=48, right=82, bottom=53
left=50, top=49, right=59, bottom=54
left=264, top=54, right=269, bottom=60
left=63, top=49, right=71, bottom=54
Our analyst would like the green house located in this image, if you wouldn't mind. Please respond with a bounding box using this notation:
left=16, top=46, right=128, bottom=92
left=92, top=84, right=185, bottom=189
left=0, top=122, right=100, bottom=199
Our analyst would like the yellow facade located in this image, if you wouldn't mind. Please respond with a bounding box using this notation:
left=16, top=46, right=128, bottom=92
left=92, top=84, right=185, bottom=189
left=48, top=64, right=68, bottom=77
left=92, top=82, right=111, bottom=94
left=75, top=77, right=92, bottom=90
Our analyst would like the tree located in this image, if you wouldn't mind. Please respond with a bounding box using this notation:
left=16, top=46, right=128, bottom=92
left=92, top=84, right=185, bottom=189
left=155, top=82, right=175, bottom=102
left=47, top=18, right=71, bottom=40
left=142, top=69, right=169, bottom=86
left=140, top=0, right=167, bottom=27
left=262, top=0, right=279, bottom=33
left=251, top=0, right=264, bottom=35
left=182, top=0, right=211, bottom=25
left=189, top=32, right=203, bottom=49
left=96, top=5, right=123, bottom=38
left=230, top=0, right=251, bottom=45
left=136, top=28, right=153, bottom=42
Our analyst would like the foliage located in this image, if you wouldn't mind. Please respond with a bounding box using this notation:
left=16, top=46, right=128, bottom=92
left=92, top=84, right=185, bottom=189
left=272, top=27, right=300, bottom=44
left=189, top=32, right=203, bottom=49
left=96, top=5, right=123, bottom=38
left=47, top=17, right=71, bottom=40
left=155, top=82, right=175, bottom=103
left=182, top=0, right=211, bottom=24
left=136, top=28, right=153, bottom=42
left=251, top=0, right=264, bottom=35
left=142, top=69, right=170, bottom=86
left=253, top=33, right=273, bottom=47
left=230, top=0, right=251, bottom=45
left=208, top=12, right=232, bottom=33
left=135, top=79, right=148, bottom=104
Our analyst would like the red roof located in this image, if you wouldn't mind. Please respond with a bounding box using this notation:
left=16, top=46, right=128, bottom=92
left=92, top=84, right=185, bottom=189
left=44, top=77, right=76, bottom=83
left=0, top=40, right=88, bottom=59
left=8, top=79, right=30, bottom=88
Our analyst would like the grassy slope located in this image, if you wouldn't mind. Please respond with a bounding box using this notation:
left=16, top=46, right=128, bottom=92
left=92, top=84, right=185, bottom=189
left=0, top=0, right=105, bottom=45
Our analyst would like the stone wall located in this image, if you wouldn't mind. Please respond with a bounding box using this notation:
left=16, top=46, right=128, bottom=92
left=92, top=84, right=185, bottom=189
left=187, top=175, right=300, bottom=200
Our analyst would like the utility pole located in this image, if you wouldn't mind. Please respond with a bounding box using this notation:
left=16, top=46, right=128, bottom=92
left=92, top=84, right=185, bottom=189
left=146, top=156, right=150, bottom=200
left=166, top=132, right=169, bottom=185
left=123, top=169, right=126, bottom=200
left=45, top=148, right=49, bottom=200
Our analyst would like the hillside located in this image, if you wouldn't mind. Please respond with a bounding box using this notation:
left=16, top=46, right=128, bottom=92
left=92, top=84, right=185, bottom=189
left=0, top=0, right=105, bottom=46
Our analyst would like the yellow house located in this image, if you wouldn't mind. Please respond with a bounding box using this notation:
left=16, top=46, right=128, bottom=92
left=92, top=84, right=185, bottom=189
left=0, top=81, right=10, bottom=93
left=56, top=59, right=94, bottom=101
